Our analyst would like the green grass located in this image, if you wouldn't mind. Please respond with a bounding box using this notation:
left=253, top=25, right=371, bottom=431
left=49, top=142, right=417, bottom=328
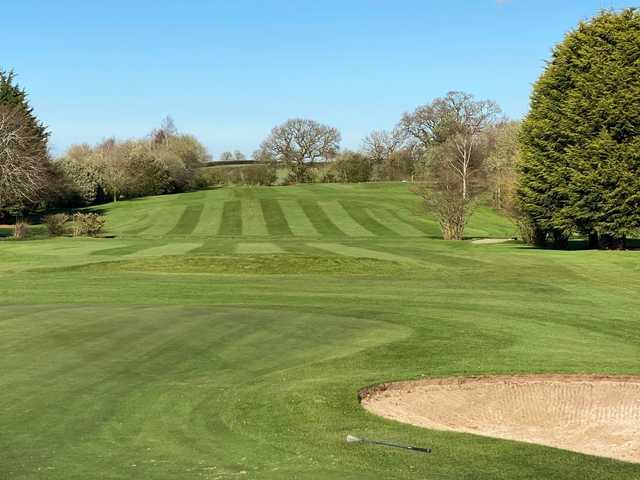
left=1, top=183, right=639, bottom=479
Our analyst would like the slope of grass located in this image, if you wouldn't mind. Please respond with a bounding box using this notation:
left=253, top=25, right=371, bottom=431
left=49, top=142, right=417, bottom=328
left=1, top=183, right=639, bottom=479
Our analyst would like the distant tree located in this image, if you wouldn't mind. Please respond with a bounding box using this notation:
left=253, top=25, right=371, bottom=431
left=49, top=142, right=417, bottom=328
left=150, top=116, right=178, bottom=146
left=362, top=129, right=404, bottom=167
left=487, top=121, right=520, bottom=214
left=401, top=91, right=501, bottom=201
left=402, top=92, right=501, bottom=240
left=258, top=118, right=341, bottom=183
left=518, top=8, right=640, bottom=249
left=219, top=151, right=234, bottom=163
left=233, top=150, right=246, bottom=162
left=93, top=139, right=129, bottom=203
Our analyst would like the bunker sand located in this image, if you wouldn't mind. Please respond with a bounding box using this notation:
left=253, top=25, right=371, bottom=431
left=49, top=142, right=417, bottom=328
left=360, top=375, right=640, bottom=463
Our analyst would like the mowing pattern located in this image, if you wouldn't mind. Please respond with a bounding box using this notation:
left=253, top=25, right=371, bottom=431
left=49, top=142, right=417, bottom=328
left=103, top=184, right=511, bottom=240
left=218, top=200, right=243, bottom=236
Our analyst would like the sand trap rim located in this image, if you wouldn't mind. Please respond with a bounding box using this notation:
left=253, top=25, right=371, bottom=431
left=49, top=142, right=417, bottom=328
left=358, top=373, right=640, bottom=402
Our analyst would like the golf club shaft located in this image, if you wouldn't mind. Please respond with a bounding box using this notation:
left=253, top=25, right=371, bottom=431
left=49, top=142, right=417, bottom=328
left=363, top=438, right=432, bottom=453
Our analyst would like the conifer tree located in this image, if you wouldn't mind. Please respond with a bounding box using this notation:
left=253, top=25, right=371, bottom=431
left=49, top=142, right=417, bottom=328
left=518, top=9, right=640, bottom=249
left=0, top=69, right=50, bottom=217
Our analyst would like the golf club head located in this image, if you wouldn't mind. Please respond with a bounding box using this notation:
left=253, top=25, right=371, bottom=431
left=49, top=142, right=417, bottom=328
left=346, top=435, right=362, bottom=443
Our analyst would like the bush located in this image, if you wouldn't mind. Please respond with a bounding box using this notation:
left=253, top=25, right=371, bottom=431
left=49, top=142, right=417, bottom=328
left=334, top=152, right=371, bottom=183
left=286, top=164, right=314, bottom=184
left=44, top=213, right=70, bottom=236
left=72, top=213, right=106, bottom=237
left=13, top=221, right=29, bottom=240
left=319, top=171, right=337, bottom=183
left=243, top=164, right=277, bottom=186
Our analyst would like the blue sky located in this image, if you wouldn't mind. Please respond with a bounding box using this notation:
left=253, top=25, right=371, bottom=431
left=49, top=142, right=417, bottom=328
left=1, top=0, right=636, bottom=158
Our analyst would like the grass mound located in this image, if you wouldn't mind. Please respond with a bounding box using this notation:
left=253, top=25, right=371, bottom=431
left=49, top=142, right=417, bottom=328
left=56, top=254, right=410, bottom=275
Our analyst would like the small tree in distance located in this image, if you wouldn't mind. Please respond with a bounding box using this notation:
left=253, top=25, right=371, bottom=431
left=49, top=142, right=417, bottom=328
left=258, top=118, right=341, bottom=183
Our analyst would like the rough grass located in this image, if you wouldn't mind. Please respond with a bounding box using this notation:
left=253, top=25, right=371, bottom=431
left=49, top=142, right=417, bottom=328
left=1, top=183, right=639, bottom=479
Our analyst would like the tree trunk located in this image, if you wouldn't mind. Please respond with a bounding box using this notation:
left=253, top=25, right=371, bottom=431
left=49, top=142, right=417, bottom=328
left=552, top=230, right=569, bottom=250
left=588, top=232, right=599, bottom=249
left=600, top=234, right=626, bottom=250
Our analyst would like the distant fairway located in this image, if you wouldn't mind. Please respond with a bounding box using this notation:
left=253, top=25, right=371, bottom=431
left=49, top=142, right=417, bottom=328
left=102, top=183, right=515, bottom=240
left=1, top=183, right=640, bottom=479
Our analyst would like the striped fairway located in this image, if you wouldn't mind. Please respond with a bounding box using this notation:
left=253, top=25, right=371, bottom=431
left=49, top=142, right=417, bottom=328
left=317, top=200, right=375, bottom=237
left=100, top=183, right=515, bottom=242
left=241, top=200, right=269, bottom=237
left=278, top=199, right=320, bottom=237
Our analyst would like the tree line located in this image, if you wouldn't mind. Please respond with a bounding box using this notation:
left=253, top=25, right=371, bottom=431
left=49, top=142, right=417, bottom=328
left=0, top=8, right=637, bottom=248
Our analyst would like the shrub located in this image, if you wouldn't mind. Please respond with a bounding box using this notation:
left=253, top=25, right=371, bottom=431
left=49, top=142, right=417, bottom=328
left=72, top=213, right=106, bottom=237
left=13, top=221, right=29, bottom=240
left=44, top=213, right=70, bottom=236
left=333, top=152, right=372, bottom=183
left=243, top=164, right=277, bottom=186
left=319, top=171, right=337, bottom=183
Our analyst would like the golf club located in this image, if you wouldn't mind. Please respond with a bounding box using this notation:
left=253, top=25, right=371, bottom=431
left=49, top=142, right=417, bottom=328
left=346, top=435, right=432, bottom=454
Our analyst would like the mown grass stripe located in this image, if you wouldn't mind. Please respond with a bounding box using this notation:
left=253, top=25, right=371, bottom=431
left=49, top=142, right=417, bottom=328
left=278, top=199, right=319, bottom=237
left=218, top=201, right=243, bottom=236
left=241, top=199, right=269, bottom=236
left=261, top=199, right=293, bottom=236
left=168, top=204, right=204, bottom=235
left=318, top=201, right=373, bottom=237
left=299, top=200, right=346, bottom=237
left=339, top=201, right=399, bottom=237
left=365, top=208, right=426, bottom=237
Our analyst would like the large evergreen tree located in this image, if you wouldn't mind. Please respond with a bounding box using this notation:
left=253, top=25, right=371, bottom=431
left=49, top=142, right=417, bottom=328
left=518, top=9, right=640, bottom=249
left=0, top=69, right=51, bottom=218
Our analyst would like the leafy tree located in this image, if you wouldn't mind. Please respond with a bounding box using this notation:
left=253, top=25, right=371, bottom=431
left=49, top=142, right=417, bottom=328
left=258, top=118, right=341, bottom=183
left=518, top=9, right=640, bottom=249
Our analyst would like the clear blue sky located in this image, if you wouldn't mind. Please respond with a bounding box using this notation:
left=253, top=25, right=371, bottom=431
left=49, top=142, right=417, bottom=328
left=1, top=0, right=636, bottom=158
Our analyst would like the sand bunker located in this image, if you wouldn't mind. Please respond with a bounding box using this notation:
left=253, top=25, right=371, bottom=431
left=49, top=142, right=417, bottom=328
left=360, top=375, right=640, bottom=463
left=471, top=238, right=513, bottom=244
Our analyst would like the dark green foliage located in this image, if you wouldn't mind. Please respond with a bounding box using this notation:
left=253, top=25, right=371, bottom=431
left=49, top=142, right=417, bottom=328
left=333, top=151, right=372, bottom=183
left=518, top=9, right=640, bottom=248
left=0, top=70, right=48, bottom=153
left=196, top=163, right=277, bottom=187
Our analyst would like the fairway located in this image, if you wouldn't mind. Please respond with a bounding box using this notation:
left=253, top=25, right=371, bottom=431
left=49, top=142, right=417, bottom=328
left=2, top=183, right=640, bottom=479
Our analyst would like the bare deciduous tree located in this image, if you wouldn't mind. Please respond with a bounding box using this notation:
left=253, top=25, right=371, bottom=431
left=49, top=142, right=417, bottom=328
left=219, top=151, right=234, bottom=163
left=259, top=118, right=341, bottom=182
left=362, top=129, right=404, bottom=166
left=0, top=106, right=48, bottom=212
left=487, top=121, right=520, bottom=213
left=401, top=91, right=501, bottom=200
left=402, top=92, right=501, bottom=239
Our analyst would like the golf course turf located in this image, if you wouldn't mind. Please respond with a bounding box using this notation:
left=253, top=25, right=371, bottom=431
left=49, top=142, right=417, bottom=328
left=1, top=182, right=640, bottom=479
